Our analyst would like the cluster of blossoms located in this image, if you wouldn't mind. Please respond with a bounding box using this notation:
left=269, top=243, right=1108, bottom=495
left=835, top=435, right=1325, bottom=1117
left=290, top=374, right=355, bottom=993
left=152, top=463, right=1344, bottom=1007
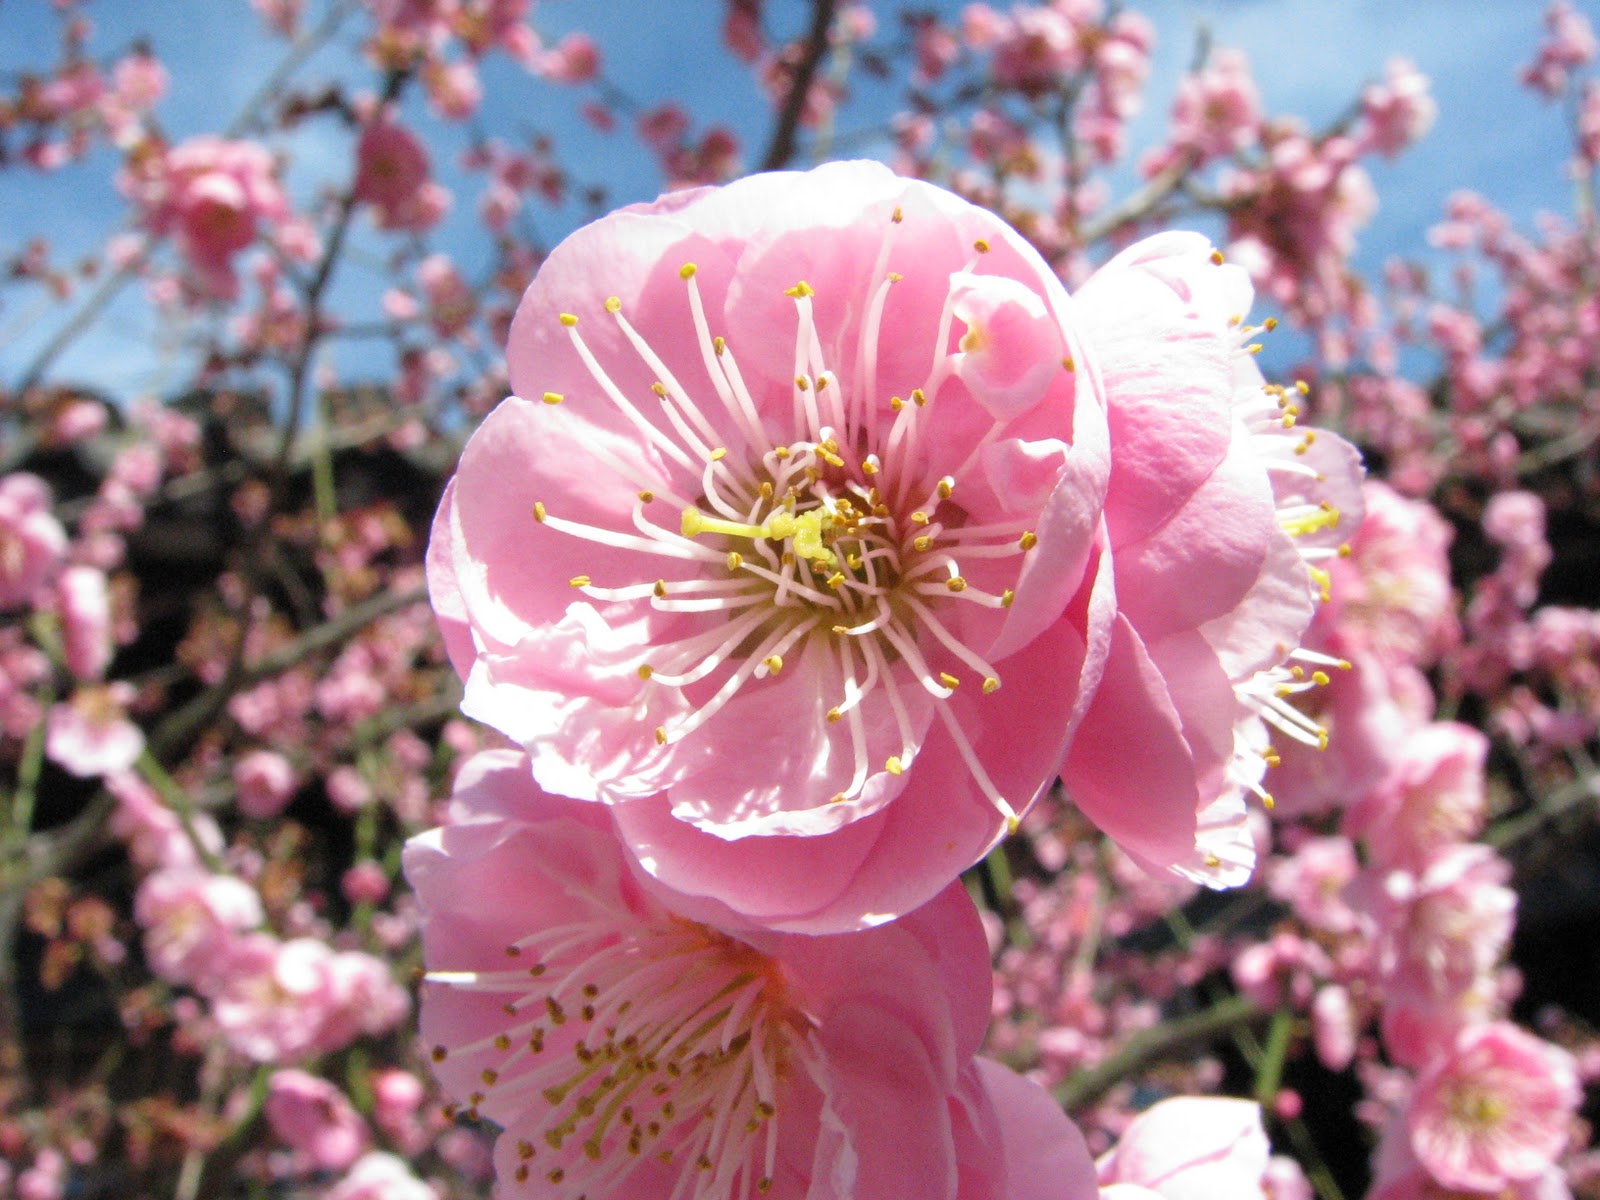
left=4, top=3, right=1600, bottom=1199
left=413, top=154, right=1364, bottom=1195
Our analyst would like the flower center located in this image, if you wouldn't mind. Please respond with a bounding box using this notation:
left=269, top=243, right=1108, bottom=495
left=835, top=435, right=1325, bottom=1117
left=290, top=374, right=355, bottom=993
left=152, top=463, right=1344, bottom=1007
left=428, top=918, right=810, bottom=1199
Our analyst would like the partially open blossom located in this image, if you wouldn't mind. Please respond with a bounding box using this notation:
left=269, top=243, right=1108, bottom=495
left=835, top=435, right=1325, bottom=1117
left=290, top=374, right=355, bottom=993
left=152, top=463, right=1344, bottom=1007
left=133, top=866, right=263, bottom=986
left=1345, top=721, right=1488, bottom=872
left=404, top=748, right=1093, bottom=1200
left=1064, top=232, right=1364, bottom=886
left=1405, top=1022, right=1580, bottom=1192
left=0, top=472, right=68, bottom=610
left=429, top=159, right=1111, bottom=931
left=1097, top=1096, right=1271, bottom=1200
left=233, top=748, right=299, bottom=820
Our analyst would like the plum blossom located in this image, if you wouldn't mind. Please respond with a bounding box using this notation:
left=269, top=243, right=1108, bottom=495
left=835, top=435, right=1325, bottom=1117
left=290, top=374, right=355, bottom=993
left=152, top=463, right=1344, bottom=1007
left=45, top=682, right=145, bottom=778
left=430, top=159, right=1112, bottom=931
left=264, top=1069, right=371, bottom=1172
left=1096, top=1096, right=1271, bottom=1200
left=1405, top=1022, right=1581, bottom=1192
left=0, top=472, right=68, bottom=610
left=324, top=1152, right=437, bottom=1200
left=133, top=866, right=263, bottom=986
left=1064, top=232, right=1364, bottom=886
left=353, top=111, right=450, bottom=232
left=404, top=748, right=1096, bottom=1200
left=121, top=135, right=295, bottom=298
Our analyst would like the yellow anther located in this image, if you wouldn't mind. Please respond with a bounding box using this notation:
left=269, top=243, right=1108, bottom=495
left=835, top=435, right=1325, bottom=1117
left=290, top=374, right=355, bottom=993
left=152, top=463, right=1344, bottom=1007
left=826, top=707, right=842, bottom=723
left=1296, top=379, right=1310, bottom=395
left=532, top=502, right=547, bottom=523
left=889, top=395, right=905, bottom=411
left=912, top=388, right=927, bottom=406
left=982, top=677, right=1000, bottom=694
left=1204, top=853, right=1222, bottom=867
left=1316, top=728, right=1330, bottom=750
left=1247, top=343, right=1263, bottom=355
left=946, top=577, right=967, bottom=593
left=542, top=391, right=564, bottom=405
left=816, top=376, right=830, bottom=391
left=862, top=457, right=880, bottom=475
left=1336, top=658, right=1352, bottom=670
left=637, top=491, right=654, bottom=503
left=653, top=580, right=668, bottom=598
left=1001, top=589, right=1015, bottom=607
left=818, top=448, right=845, bottom=467
left=713, top=336, right=726, bottom=356
left=1290, top=665, right=1306, bottom=680
left=1265, top=316, right=1279, bottom=331
left=764, top=655, right=783, bottom=674
left=784, top=280, right=815, bottom=298
left=888, top=271, right=903, bottom=282
left=910, top=511, right=930, bottom=525
left=939, top=672, right=960, bottom=689
left=1264, top=750, right=1281, bottom=766
left=913, top=535, right=933, bottom=552
left=828, top=793, right=847, bottom=805
left=973, top=238, right=990, bottom=253
left=651, top=381, right=668, bottom=396
left=885, top=756, right=904, bottom=775
left=569, top=575, right=591, bottom=588
left=937, top=478, right=954, bottom=499
left=773, top=445, right=791, bottom=459
left=726, top=551, right=744, bottom=570
left=1311, top=670, right=1331, bottom=686
left=654, top=726, right=668, bottom=745
left=604, top=296, right=622, bottom=313
left=559, top=313, right=578, bottom=326
left=795, top=376, right=810, bottom=391
left=1019, top=530, right=1038, bottom=550
left=710, top=447, right=727, bottom=461
left=1209, top=249, right=1225, bottom=265
left=1062, top=355, right=1075, bottom=371
left=637, top=665, right=654, bottom=680
left=679, top=263, right=697, bottom=280
left=826, top=572, right=846, bottom=589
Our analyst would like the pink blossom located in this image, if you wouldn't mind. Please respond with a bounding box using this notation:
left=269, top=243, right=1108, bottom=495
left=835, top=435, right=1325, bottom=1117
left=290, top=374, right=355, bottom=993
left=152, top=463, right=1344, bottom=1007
left=1364, top=845, right=1518, bottom=1066
left=133, top=866, right=263, bottom=986
left=56, top=565, right=113, bottom=681
left=429, top=159, right=1111, bottom=931
left=370, top=1069, right=427, bottom=1154
left=1345, top=722, right=1488, bottom=873
left=233, top=748, right=299, bottom=819
left=403, top=747, right=1078, bottom=1199
left=537, top=31, right=601, bottom=83
left=207, top=934, right=345, bottom=1062
left=1064, top=231, right=1364, bottom=886
left=324, top=1152, right=436, bottom=1200
left=0, top=473, right=68, bottom=610
left=1359, top=59, right=1437, bottom=158
left=107, top=771, right=224, bottom=871
left=1406, top=1022, right=1580, bottom=1191
left=1165, top=48, right=1261, bottom=163
left=1096, top=1096, right=1271, bottom=1200
left=1320, top=481, right=1458, bottom=669
left=45, top=683, right=145, bottom=778
left=122, top=136, right=291, bottom=298
left=353, top=113, right=450, bottom=232
left=264, top=1069, right=371, bottom=1172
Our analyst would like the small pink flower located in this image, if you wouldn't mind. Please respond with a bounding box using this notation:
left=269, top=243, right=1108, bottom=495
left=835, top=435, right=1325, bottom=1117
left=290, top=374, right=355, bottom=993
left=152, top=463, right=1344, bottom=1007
left=1405, top=1022, right=1580, bottom=1192
left=430, top=160, right=1112, bottom=931
left=0, top=472, right=68, bottom=610
left=208, top=934, right=344, bottom=1063
left=46, top=683, right=145, bottom=778
left=264, top=1069, right=371, bottom=1172
left=353, top=112, right=449, bottom=233
left=404, top=748, right=1076, bottom=1199
left=56, top=565, right=113, bottom=682
left=1096, top=1096, right=1271, bottom=1200
left=1345, top=721, right=1488, bottom=873
left=133, top=866, right=263, bottom=986
left=233, top=748, right=299, bottom=820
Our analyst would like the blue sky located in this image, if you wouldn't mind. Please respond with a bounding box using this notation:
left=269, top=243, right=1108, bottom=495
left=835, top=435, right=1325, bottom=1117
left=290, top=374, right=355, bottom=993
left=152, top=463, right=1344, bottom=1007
left=0, top=0, right=1594, bottom=400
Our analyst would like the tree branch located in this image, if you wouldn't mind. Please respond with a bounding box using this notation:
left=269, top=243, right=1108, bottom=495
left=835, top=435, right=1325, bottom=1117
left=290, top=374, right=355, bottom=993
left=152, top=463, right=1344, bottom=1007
left=759, top=0, right=837, bottom=171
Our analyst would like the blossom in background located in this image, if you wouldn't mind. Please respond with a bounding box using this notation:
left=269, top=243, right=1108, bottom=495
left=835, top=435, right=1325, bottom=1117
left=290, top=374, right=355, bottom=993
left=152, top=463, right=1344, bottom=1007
left=263, top=1069, right=371, bottom=1172
left=429, top=159, right=1113, bottom=931
left=1096, top=1096, right=1271, bottom=1200
left=120, top=135, right=299, bottom=298
left=353, top=110, right=450, bottom=233
left=404, top=748, right=1098, bottom=1200
left=0, top=472, right=68, bottom=610
left=1064, top=232, right=1364, bottom=886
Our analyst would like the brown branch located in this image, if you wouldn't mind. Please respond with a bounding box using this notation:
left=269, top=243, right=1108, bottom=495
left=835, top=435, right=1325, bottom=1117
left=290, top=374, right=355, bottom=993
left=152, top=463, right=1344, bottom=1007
left=759, top=0, right=838, bottom=171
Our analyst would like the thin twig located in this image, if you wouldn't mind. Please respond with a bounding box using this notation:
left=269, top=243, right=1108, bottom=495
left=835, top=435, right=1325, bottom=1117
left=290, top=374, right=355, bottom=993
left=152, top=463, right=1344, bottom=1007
left=759, top=0, right=838, bottom=171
